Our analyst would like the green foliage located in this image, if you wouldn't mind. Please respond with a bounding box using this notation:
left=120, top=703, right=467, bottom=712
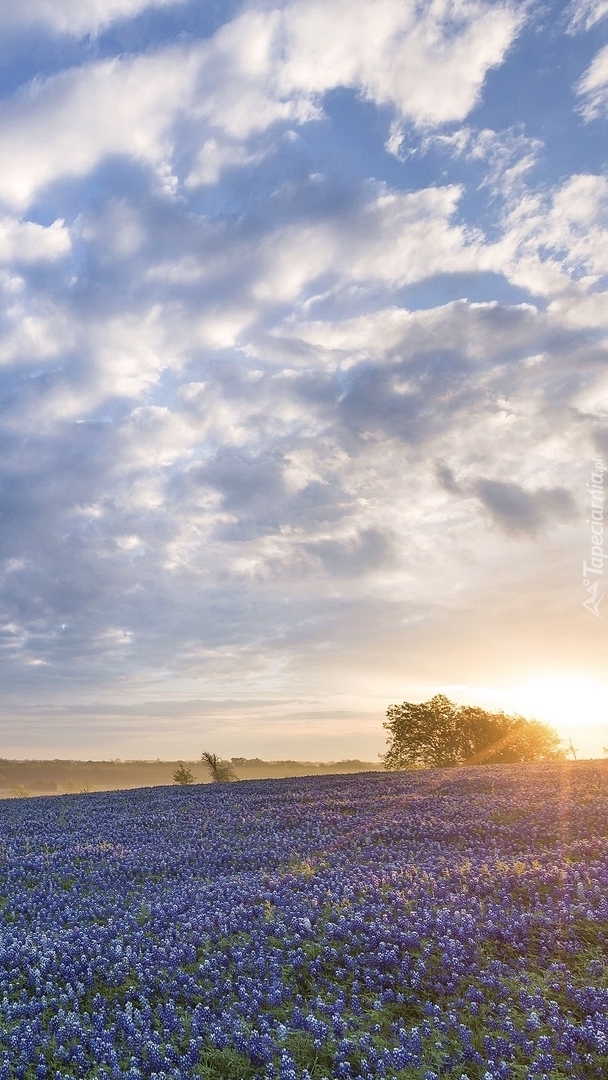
left=172, top=763, right=196, bottom=785
left=194, top=1046, right=258, bottom=1078
left=200, top=751, right=237, bottom=783
left=382, top=693, right=564, bottom=770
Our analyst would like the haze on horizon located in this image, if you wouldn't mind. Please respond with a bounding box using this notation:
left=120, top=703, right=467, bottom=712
left=0, top=0, right=607, bottom=763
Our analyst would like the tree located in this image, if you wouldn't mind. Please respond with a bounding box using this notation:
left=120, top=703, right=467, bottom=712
left=200, top=751, right=238, bottom=782
left=382, top=694, right=564, bottom=770
left=173, top=763, right=196, bottom=785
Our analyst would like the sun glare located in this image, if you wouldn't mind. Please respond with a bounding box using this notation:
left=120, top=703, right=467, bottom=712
left=504, top=676, right=608, bottom=749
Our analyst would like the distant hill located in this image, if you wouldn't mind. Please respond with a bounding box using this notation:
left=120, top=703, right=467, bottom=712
left=0, top=757, right=382, bottom=797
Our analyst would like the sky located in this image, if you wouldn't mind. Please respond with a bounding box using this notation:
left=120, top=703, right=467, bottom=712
left=0, top=0, right=607, bottom=762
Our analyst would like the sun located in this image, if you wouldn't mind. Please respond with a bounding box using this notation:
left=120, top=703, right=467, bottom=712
left=443, top=677, right=608, bottom=756
left=503, top=676, right=608, bottom=752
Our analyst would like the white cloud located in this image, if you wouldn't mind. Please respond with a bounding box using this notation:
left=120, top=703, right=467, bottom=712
left=186, top=7, right=320, bottom=148
left=569, top=367, right=608, bottom=416
left=5, top=305, right=177, bottom=424
left=567, top=0, right=608, bottom=33
left=119, top=405, right=194, bottom=467
left=1, top=0, right=606, bottom=754
left=90, top=308, right=173, bottom=399
left=0, top=271, right=73, bottom=368
left=0, top=217, right=70, bottom=262
left=548, top=174, right=608, bottom=272
left=146, top=255, right=207, bottom=284
left=0, top=303, right=73, bottom=367
left=142, top=180, right=485, bottom=328
left=0, top=0, right=188, bottom=37
left=186, top=138, right=265, bottom=188
left=79, top=200, right=145, bottom=259
left=0, top=0, right=524, bottom=210
left=280, top=298, right=543, bottom=375
left=254, top=184, right=482, bottom=303
left=0, top=25, right=316, bottom=211
left=548, top=289, right=608, bottom=329
left=491, top=173, right=608, bottom=295
left=188, top=0, right=522, bottom=152
left=423, top=125, right=542, bottom=196
left=194, top=306, right=257, bottom=349
left=577, top=42, right=608, bottom=119
left=283, top=307, right=414, bottom=358
left=278, top=0, right=522, bottom=128
left=0, top=47, right=202, bottom=212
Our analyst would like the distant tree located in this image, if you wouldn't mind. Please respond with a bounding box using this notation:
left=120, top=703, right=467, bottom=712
left=172, top=763, right=196, bottom=785
left=201, top=751, right=237, bottom=782
left=382, top=694, right=564, bottom=770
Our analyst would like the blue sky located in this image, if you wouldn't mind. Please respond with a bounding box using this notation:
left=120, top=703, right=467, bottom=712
left=1, top=0, right=607, bottom=761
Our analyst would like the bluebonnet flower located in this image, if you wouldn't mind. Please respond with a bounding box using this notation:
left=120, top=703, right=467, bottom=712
left=0, top=764, right=604, bottom=1076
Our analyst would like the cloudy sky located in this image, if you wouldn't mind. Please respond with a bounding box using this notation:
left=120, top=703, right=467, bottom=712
left=1, top=0, right=607, bottom=761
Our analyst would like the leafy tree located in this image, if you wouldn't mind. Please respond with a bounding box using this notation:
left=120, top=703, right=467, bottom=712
left=172, top=763, right=196, bottom=785
left=382, top=694, right=564, bottom=770
left=201, top=751, right=238, bottom=782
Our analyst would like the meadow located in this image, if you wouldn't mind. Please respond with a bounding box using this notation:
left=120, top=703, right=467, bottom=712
left=0, top=761, right=606, bottom=1080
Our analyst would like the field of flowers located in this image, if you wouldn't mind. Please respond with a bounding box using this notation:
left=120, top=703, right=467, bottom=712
left=0, top=761, right=606, bottom=1080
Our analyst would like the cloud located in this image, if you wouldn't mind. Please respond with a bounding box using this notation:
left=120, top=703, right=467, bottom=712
left=0, top=217, right=70, bottom=263
left=493, top=173, right=608, bottom=296
left=420, top=125, right=542, bottom=197
left=280, top=298, right=544, bottom=368
left=0, top=0, right=523, bottom=212
left=475, top=480, right=576, bottom=534
left=0, top=282, right=596, bottom=740
left=549, top=289, right=608, bottom=330
left=0, top=0, right=189, bottom=37
left=304, top=528, right=395, bottom=578
left=251, top=183, right=483, bottom=304
left=0, top=48, right=202, bottom=212
left=567, top=0, right=608, bottom=33
left=0, top=305, right=178, bottom=425
left=0, top=298, right=73, bottom=368
left=185, top=138, right=266, bottom=188
left=547, top=174, right=608, bottom=273
left=577, top=43, right=608, bottom=120
left=435, top=462, right=462, bottom=495
left=0, top=0, right=606, bottom=756
left=278, top=0, right=523, bottom=128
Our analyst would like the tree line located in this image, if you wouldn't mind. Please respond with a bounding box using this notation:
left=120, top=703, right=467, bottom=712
left=0, top=756, right=380, bottom=797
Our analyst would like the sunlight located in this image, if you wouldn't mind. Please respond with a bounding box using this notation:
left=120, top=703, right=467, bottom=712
left=504, top=676, right=608, bottom=746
